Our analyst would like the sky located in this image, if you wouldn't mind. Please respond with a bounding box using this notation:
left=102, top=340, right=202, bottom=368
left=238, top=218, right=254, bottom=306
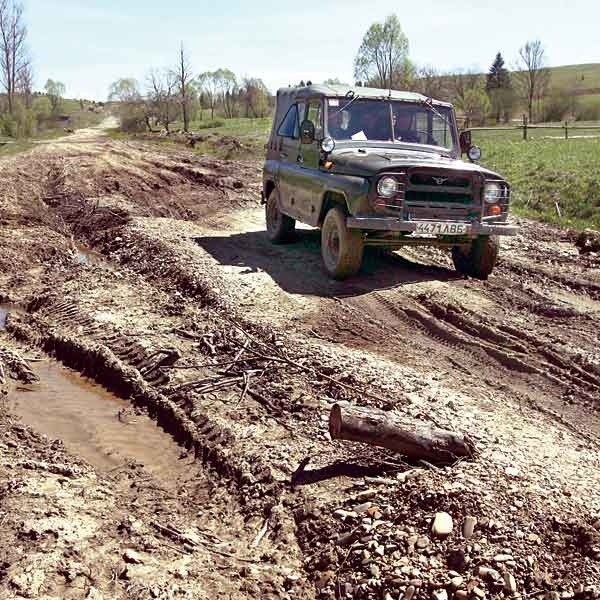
left=25, top=0, right=600, bottom=101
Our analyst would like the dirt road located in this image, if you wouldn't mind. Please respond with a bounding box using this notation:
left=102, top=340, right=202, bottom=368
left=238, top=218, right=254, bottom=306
left=1, top=123, right=599, bottom=599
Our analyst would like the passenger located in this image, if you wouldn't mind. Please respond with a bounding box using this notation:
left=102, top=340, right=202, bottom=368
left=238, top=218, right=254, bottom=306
left=393, top=111, right=420, bottom=143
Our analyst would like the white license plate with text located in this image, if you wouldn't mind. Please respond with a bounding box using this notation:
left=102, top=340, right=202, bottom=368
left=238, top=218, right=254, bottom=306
left=414, top=222, right=469, bottom=235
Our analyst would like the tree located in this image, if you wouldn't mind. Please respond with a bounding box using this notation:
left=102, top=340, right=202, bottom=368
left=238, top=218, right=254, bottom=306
left=44, top=79, right=66, bottom=114
left=215, top=68, right=237, bottom=118
left=486, top=52, right=513, bottom=123
left=240, top=77, right=270, bottom=118
left=514, top=40, right=550, bottom=122
left=197, top=70, right=219, bottom=119
left=0, top=0, right=30, bottom=115
left=353, top=14, right=411, bottom=90
left=108, top=78, right=146, bottom=132
left=415, top=65, right=446, bottom=100
left=173, top=43, right=193, bottom=132
left=447, top=69, right=480, bottom=108
left=456, top=87, right=491, bottom=128
left=146, top=68, right=178, bottom=131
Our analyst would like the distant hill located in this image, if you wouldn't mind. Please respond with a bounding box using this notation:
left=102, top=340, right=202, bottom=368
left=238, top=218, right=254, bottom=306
left=545, top=63, right=600, bottom=94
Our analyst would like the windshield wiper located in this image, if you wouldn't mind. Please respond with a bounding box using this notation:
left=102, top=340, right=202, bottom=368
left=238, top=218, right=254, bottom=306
left=420, top=97, right=452, bottom=129
left=330, top=90, right=361, bottom=118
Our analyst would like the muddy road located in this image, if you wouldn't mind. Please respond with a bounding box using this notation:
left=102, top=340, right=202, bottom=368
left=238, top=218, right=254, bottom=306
left=1, top=123, right=599, bottom=599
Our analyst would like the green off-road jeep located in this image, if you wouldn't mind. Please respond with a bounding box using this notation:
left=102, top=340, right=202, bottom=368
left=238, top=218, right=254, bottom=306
left=262, top=84, right=517, bottom=280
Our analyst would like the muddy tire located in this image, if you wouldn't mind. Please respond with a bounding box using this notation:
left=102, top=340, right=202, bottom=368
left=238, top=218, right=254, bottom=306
left=321, top=207, right=364, bottom=279
left=452, top=235, right=499, bottom=280
left=265, top=188, right=295, bottom=243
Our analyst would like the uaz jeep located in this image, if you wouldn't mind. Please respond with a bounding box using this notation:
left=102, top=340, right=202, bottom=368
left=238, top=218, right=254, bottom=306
left=262, top=84, right=517, bottom=280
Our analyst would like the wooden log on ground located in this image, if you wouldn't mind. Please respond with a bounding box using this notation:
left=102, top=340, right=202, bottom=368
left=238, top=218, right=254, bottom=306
left=329, top=403, right=476, bottom=462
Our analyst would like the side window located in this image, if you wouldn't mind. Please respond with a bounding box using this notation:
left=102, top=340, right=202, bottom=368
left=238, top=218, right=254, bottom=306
left=277, top=105, right=298, bottom=138
left=306, top=101, right=323, bottom=140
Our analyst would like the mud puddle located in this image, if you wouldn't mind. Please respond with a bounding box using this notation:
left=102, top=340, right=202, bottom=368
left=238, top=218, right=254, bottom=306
left=9, top=360, right=196, bottom=485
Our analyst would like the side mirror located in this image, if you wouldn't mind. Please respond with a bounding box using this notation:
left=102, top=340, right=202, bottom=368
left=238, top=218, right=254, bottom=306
left=459, top=130, right=482, bottom=162
left=459, top=130, right=472, bottom=154
left=300, top=119, right=315, bottom=144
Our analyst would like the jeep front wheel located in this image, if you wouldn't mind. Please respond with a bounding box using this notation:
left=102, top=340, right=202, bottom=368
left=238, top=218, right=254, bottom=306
left=452, top=235, right=499, bottom=280
left=321, top=207, right=364, bottom=279
left=266, top=188, right=295, bottom=243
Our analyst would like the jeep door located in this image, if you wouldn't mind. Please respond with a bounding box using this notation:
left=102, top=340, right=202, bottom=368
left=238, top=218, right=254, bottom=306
left=276, top=102, right=305, bottom=219
left=295, top=99, right=325, bottom=226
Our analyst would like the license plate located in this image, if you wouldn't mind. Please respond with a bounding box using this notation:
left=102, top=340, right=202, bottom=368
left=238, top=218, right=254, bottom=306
left=414, top=222, right=469, bottom=235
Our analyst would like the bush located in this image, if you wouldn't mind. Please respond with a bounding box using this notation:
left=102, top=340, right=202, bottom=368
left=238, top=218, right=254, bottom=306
left=575, top=102, right=600, bottom=121
left=0, top=104, right=37, bottom=138
left=540, top=88, right=577, bottom=122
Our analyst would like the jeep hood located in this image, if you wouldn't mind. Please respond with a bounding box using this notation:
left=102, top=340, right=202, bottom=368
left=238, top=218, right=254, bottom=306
left=329, top=147, right=503, bottom=180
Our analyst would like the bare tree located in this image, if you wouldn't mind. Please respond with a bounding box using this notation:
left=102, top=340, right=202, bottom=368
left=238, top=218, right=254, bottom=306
left=174, top=43, right=193, bottom=132
left=0, top=0, right=30, bottom=115
left=514, top=40, right=549, bottom=122
left=197, top=71, right=219, bottom=119
left=147, top=68, right=178, bottom=131
left=16, top=58, right=32, bottom=107
left=414, top=65, right=446, bottom=100
left=446, top=69, right=481, bottom=107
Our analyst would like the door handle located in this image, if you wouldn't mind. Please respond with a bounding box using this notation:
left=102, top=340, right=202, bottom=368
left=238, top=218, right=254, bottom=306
left=297, top=155, right=304, bottom=164
left=280, top=151, right=288, bottom=158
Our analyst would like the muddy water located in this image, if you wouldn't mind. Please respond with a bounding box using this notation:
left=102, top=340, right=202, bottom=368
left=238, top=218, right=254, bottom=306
left=10, top=360, right=194, bottom=484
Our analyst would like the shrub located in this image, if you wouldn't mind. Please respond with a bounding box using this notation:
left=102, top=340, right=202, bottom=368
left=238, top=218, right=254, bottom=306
left=575, top=102, right=600, bottom=121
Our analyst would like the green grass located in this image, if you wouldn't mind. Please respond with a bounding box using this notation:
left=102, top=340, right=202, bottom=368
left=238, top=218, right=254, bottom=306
left=119, top=117, right=272, bottom=160
left=478, top=132, right=600, bottom=230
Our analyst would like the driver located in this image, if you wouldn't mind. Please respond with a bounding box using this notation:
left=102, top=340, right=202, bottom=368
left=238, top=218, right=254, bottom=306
left=327, top=106, right=348, bottom=139
left=393, top=110, right=419, bottom=143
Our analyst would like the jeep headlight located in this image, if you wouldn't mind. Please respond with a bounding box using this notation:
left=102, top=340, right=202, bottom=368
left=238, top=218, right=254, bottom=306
left=377, top=176, right=397, bottom=198
left=483, top=181, right=503, bottom=203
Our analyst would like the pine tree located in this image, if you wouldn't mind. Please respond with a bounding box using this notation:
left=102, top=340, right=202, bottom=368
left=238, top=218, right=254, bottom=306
left=486, top=52, right=513, bottom=123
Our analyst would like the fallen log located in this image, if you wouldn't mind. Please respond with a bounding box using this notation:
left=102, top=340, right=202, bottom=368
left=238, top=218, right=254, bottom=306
left=329, top=403, right=476, bottom=462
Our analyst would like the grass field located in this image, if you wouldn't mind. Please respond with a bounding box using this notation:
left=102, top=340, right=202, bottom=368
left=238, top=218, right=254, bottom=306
left=477, top=132, right=600, bottom=230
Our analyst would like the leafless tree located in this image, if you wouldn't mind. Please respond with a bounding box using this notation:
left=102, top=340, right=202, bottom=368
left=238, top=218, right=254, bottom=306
left=446, top=69, right=481, bottom=107
left=0, top=0, right=30, bottom=115
left=174, top=43, right=193, bottom=132
left=514, top=40, right=549, bottom=122
left=16, top=58, right=32, bottom=107
left=147, top=68, right=178, bottom=131
left=414, top=65, right=446, bottom=100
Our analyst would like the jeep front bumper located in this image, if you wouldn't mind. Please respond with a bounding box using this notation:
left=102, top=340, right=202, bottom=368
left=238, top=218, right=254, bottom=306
left=346, top=217, right=518, bottom=236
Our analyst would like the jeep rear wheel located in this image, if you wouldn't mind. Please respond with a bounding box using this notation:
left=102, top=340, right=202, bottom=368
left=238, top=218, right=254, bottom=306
left=321, top=207, right=364, bottom=279
left=266, top=188, right=295, bottom=243
left=452, top=235, right=499, bottom=280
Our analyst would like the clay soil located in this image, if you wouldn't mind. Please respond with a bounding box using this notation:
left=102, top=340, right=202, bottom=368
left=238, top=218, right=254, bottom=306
left=0, top=122, right=598, bottom=599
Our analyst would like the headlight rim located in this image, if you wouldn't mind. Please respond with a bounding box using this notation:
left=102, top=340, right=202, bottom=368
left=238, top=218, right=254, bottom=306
left=483, top=181, right=504, bottom=204
left=377, top=175, right=398, bottom=198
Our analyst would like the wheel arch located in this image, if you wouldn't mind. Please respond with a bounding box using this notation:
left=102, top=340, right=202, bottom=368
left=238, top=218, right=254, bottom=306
left=318, top=189, right=349, bottom=226
left=263, top=179, right=276, bottom=201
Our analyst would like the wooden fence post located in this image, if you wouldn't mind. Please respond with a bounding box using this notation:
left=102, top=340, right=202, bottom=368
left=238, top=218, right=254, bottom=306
left=565, top=121, right=568, bottom=140
left=522, top=114, right=528, bottom=140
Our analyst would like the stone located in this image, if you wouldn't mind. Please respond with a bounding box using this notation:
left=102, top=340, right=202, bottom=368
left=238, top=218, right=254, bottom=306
left=416, top=536, right=430, bottom=549
left=454, top=592, right=469, bottom=600
left=494, top=553, right=513, bottom=563
left=369, top=564, right=381, bottom=578
left=504, top=573, right=517, bottom=594
left=355, top=502, right=372, bottom=514
left=479, top=566, right=501, bottom=581
left=123, top=549, right=144, bottom=564
left=593, top=519, right=600, bottom=531
left=432, top=590, right=449, bottom=600
left=450, top=576, right=464, bottom=589
left=405, top=585, right=416, bottom=600
left=432, top=512, right=453, bottom=537
left=463, top=516, right=477, bottom=539
left=472, top=587, right=486, bottom=599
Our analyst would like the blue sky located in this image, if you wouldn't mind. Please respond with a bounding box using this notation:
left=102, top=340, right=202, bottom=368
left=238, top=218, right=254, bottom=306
left=26, top=0, right=599, bottom=100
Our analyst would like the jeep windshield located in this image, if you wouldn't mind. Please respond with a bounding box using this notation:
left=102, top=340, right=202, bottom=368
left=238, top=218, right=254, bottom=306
left=326, top=97, right=458, bottom=153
